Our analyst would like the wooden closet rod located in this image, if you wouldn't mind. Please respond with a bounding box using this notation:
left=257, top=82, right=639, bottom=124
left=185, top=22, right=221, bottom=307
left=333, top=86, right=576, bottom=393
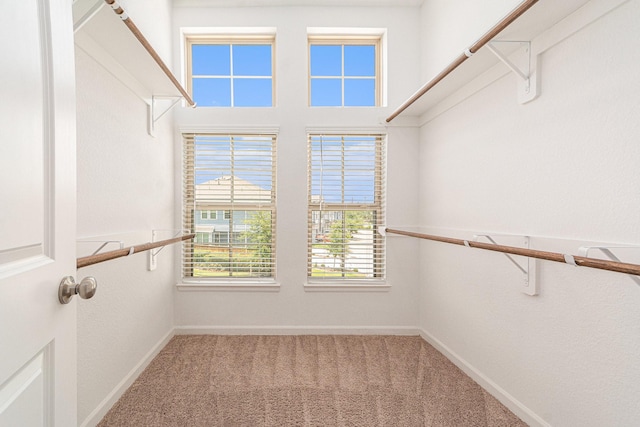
left=77, top=234, right=195, bottom=269
left=385, top=0, right=539, bottom=123
left=104, top=0, right=196, bottom=107
left=385, top=228, right=640, bottom=277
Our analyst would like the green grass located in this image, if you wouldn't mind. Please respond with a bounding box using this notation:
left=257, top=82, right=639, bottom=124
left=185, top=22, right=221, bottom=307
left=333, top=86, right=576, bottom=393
left=311, top=268, right=366, bottom=278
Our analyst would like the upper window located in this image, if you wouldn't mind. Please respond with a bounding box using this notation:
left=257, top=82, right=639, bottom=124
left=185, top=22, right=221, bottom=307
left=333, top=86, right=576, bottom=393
left=186, top=35, right=274, bottom=107
left=309, top=36, right=381, bottom=107
left=182, top=133, right=277, bottom=280
left=307, top=133, right=386, bottom=280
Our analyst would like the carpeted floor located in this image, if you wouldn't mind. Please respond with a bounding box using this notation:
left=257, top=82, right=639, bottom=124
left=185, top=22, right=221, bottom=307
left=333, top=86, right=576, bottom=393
left=98, top=335, right=527, bottom=426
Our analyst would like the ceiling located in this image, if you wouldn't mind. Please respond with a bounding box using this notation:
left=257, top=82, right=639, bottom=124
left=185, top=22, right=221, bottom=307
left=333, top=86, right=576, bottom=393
left=173, top=0, right=422, bottom=7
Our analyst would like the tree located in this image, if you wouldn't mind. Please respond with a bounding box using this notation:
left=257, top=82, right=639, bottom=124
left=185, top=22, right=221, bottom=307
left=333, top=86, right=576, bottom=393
left=242, top=211, right=273, bottom=275
left=326, top=211, right=371, bottom=272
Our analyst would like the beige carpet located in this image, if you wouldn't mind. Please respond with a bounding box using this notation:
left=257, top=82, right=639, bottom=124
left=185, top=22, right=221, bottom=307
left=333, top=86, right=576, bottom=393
left=98, top=335, right=527, bottom=426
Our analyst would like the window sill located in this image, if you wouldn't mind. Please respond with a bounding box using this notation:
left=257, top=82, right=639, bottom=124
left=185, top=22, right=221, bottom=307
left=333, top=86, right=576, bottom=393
left=304, top=280, right=390, bottom=292
left=177, top=280, right=280, bottom=292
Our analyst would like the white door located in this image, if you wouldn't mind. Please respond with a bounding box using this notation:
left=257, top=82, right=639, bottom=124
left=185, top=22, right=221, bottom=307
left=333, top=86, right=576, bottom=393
left=0, top=0, right=78, bottom=425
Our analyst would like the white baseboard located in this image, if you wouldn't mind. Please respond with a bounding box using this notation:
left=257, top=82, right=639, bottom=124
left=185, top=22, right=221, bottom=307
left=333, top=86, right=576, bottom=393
left=418, top=328, right=549, bottom=427
left=79, top=329, right=176, bottom=427
left=175, top=325, right=420, bottom=336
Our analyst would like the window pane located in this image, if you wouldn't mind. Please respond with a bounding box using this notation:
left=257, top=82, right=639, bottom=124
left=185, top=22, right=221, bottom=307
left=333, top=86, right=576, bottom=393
left=192, top=45, right=230, bottom=75
left=310, top=210, right=375, bottom=278
left=193, top=210, right=273, bottom=277
left=185, top=134, right=276, bottom=280
left=308, top=134, right=385, bottom=280
left=233, top=45, right=272, bottom=76
left=310, top=45, right=342, bottom=76
left=192, top=78, right=231, bottom=107
left=234, top=78, right=273, bottom=107
left=311, top=78, right=341, bottom=106
left=344, top=79, right=375, bottom=107
left=344, top=45, right=375, bottom=77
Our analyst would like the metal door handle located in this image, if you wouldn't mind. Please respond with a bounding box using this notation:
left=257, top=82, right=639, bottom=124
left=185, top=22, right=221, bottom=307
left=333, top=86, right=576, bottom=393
left=58, top=276, right=97, bottom=304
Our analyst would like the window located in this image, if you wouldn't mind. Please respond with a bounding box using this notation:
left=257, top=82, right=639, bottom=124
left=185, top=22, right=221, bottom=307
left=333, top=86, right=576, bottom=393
left=186, top=35, right=274, bottom=107
left=307, top=133, right=385, bottom=280
left=183, top=133, right=277, bottom=279
left=200, top=210, right=217, bottom=220
left=309, top=36, right=380, bottom=107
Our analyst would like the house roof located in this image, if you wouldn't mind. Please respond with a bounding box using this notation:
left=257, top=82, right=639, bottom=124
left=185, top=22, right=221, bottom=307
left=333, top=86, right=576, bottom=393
left=195, top=175, right=272, bottom=203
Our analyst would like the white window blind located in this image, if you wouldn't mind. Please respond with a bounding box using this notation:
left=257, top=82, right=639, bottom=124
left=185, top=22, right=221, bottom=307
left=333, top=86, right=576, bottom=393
left=183, top=133, right=276, bottom=279
left=307, top=133, right=385, bottom=280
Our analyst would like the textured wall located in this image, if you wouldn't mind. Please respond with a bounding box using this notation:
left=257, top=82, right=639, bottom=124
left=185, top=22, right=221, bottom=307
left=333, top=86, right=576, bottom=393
left=419, top=0, right=521, bottom=83
left=418, top=0, right=640, bottom=425
left=75, top=0, right=177, bottom=423
left=171, top=5, right=422, bottom=330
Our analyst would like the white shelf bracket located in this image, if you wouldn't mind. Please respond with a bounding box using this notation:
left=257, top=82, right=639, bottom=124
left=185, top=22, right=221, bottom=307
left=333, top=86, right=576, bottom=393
left=578, top=246, right=640, bottom=287
left=148, top=229, right=188, bottom=271
left=147, top=95, right=182, bottom=137
left=487, top=41, right=539, bottom=104
left=474, top=234, right=538, bottom=296
left=77, top=240, right=124, bottom=256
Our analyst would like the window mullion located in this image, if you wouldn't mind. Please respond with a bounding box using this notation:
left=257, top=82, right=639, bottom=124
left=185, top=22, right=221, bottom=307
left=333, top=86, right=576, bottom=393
left=341, top=44, right=345, bottom=107
left=229, top=45, right=235, bottom=107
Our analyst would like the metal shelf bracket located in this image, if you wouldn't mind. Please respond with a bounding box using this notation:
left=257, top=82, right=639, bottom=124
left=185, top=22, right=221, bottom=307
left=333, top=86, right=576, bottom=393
left=77, top=240, right=124, bottom=256
left=578, top=246, right=640, bottom=286
left=487, top=40, right=539, bottom=104
left=474, top=234, right=538, bottom=296
left=147, top=95, right=183, bottom=137
left=148, top=229, right=189, bottom=271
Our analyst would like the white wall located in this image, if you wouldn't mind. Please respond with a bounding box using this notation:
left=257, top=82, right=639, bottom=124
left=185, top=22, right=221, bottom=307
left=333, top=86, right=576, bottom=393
left=75, top=0, right=177, bottom=424
left=171, top=5, right=422, bottom=331
left=417, top=0, right=640, bottom=425
left=419, top=0, right=522, bottom=82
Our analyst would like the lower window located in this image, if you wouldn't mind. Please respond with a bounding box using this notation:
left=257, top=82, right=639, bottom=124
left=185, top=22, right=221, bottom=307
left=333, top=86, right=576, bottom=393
left=182, top=133, right=276, bottom=280
left=307, top=133, right=386, bottom=280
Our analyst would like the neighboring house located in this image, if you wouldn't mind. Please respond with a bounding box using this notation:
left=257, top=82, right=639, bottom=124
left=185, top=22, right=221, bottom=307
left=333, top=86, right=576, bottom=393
left=193, top=175, right=271, bottom=244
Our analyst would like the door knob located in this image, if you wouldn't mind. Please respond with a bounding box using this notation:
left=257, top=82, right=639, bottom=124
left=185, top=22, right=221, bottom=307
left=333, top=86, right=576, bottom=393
left=58, top=276, right=97, bottom=304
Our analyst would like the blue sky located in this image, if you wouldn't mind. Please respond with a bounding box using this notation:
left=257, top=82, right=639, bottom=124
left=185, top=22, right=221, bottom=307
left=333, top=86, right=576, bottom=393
left=191, top=43, right=376, bottom=107
left=194, top=136, right=274, bottom=189
left=310, top=136, right=377, bottom=204
left=193, top=135, right=378, bottom=205
left=309, top=44, right=376, bottom=107
left=192, top=44, right=273, bottom=107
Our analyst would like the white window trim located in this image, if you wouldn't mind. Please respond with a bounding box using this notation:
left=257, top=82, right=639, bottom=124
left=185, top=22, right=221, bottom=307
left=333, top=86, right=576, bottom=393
left=181, top=131, right=277, bottom=283
left=184, top=30, right=277, bottom=107
left=177, top=279, right=280, bottom=292
left=306, top=130, right=387, bottom=285
left=307, top=27, right=387, bottom=107
left=304, top=279, right=390, bottom=292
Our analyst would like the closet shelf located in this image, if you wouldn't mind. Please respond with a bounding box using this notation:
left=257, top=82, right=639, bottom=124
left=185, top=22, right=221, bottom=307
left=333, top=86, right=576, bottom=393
left=77, top=233, right=195, bottom=269
left=73, top=0, right=195, bottom=108
left=383, top=228, right=640, bottom=284
left=386, top=0, right=592, bottom=122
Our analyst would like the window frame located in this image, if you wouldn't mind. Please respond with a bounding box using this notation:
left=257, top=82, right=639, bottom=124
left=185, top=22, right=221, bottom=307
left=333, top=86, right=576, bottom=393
left=185, top=34, right=276, bottom=107
left=308, top=35, right=382, bottom=107
left=181, top=132, right=277, bottom=284
left=306, top=132, right=386, bottom=285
